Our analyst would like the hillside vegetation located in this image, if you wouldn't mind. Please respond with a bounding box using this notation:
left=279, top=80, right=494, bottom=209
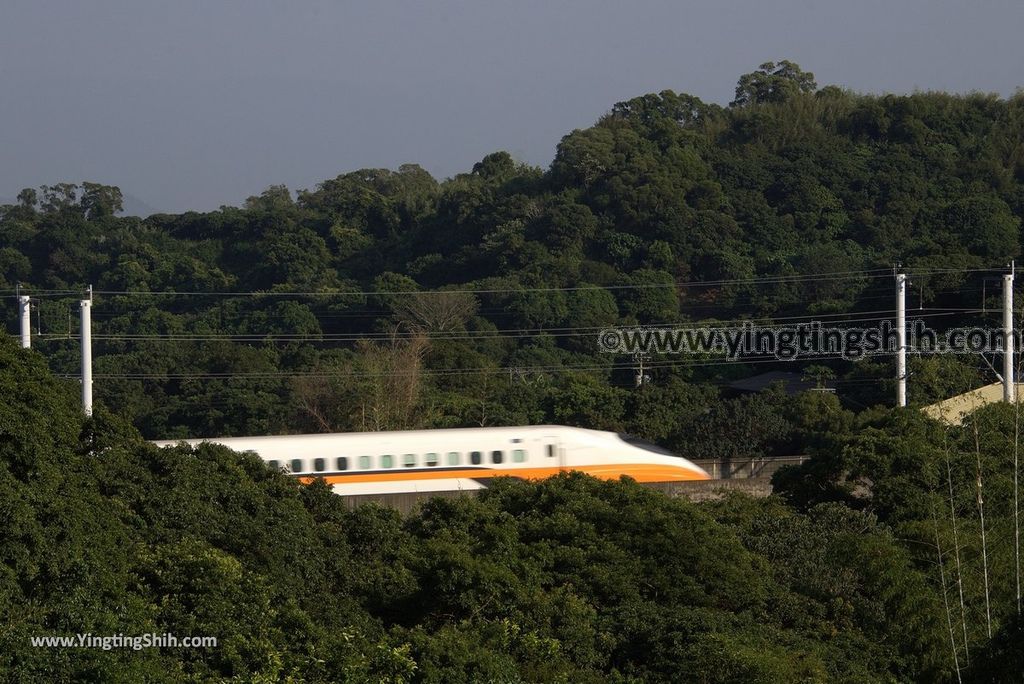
left=7, top=334, right=1024, bottom=682
left=3, top=62, right=1024, bottom=681
left=1, top=62, right=1021, bottom=445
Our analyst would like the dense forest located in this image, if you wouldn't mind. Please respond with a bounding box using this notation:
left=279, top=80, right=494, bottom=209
left=5, top=317, right=1024, bottom=681
left=2, top=62, right=1022, bottom=447
left=4, top=62, right=1024, bottom=680
left=4, top=335, right=1024, bottom=681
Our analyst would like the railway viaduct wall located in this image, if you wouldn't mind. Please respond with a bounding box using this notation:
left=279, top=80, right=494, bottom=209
left=335, top=455, right=810, bottom=514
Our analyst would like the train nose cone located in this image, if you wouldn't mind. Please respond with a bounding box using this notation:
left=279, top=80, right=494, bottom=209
left=691, top=464, right=712, bottom=480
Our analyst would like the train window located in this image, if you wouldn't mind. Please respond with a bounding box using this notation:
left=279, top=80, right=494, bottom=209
left=447, top=452, right=460, bottom=466
left=381, top=454, right=394, bottom=469
left=425, top=452, right=438, bottom=466
left=336, top=456, right=348, bottom=471
left=491, top=450, right=503, bottom=464
left=314, top=458, right=325, bottom=473
left=512, top=449, right=526, bottom=463
left=471, top=451, right=482, bottom=465
left=403, top=454, right=416, bottom=468
left=546, top=444, right=555, bottom=458
left=358, top=455, right=370, bottom=470
left=267, top=459, right=279, bottom=470
left=290, top=459, right=304, bottom=473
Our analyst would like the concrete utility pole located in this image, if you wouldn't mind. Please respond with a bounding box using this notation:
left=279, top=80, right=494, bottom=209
left=897, top=272, right=907, bottom=407
left=19, top=295, right=31, bottom=348
left=81, top=287, right=93, bottom=417
left=1005, top=263, right=1016, bottom=403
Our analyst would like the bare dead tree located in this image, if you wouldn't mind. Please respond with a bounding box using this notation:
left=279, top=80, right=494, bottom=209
left=291, top=374, right=336, bottom=433
left=943, top=427, right=971, bottom=663
left=390, top=291, right=478, bottom=333
left=358, top=326, right=430, bottom=431
left=972, top=420, right=993, bottom=639
left=934, top=501, right=962, bottom=683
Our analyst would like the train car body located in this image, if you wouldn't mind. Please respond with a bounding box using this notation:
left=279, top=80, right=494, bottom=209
left=153, top=425, right=710, bottom=496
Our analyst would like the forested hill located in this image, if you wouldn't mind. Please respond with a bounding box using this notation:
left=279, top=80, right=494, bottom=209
left=2, top=61, right=1023, bottom=443
left=5, top=61, right=1024, bottom=681
left=3, top=332, right=1024, bottom=681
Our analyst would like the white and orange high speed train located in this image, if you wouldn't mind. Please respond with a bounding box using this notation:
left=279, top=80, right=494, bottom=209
left=155, top=425, right=710, bottom=496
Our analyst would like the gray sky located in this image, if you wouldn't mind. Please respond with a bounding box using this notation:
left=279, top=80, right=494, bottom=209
left=2, top=0, right=1023, bottom=214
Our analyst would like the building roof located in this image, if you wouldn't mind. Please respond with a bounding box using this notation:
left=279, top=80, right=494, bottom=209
left=922, top=382, right=1024, bottom=425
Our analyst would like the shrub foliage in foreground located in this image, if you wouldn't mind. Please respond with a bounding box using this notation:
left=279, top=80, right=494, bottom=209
left=1, top=336, right=964, bottom=682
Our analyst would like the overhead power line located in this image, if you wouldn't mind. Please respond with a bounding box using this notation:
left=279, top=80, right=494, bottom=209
left=2, top=266, right=1001, bottom=300
left=65, top=352, right=911, bottom=382
left=14, top=308, right=987, bottom=345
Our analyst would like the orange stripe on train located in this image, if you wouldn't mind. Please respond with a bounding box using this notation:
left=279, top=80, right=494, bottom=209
left=297, top=463, right=709, bottom=485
